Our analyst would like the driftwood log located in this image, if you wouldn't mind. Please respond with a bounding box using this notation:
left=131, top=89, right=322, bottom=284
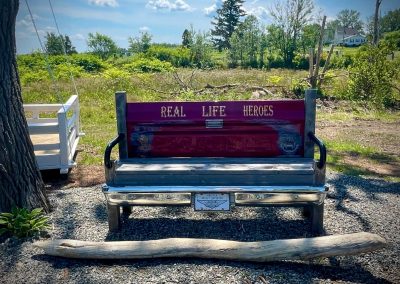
left=34, top=232, right=387, bottom=261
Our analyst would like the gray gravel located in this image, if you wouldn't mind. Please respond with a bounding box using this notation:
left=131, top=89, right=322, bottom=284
left=0, top=172, right=399, bottom=284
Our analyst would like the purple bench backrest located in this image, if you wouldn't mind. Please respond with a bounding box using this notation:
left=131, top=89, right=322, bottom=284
left=123, top=100, right=306, bottom=158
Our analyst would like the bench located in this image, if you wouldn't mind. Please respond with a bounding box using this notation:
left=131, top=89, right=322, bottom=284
left=103, top=90, right=328, bottom=234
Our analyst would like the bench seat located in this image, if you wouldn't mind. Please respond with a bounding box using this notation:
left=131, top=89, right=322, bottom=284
left=110, top=158, right=316, bottom=186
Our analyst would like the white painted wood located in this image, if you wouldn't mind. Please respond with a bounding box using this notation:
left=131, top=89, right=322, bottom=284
left=58, top=109, right=69, bottom=170
left=33, top=143, right=60, bottom=151
left=23, top=95, right=82, bottom=173
left=23, top=104, right=63, bottom=112
left=27, top=118, right=58, bottom=124
left=28, top=123, right=59, bottom=135
left=34, top=232, right=387, bottom=261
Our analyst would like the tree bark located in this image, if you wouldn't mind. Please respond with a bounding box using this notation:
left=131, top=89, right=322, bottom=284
left=34, top=232, right=387, bottom=261
left=0, top=0, right=50, bottom=213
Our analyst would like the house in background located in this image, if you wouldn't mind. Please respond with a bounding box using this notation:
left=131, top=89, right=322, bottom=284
left=334, top=27, right=367, bottom=46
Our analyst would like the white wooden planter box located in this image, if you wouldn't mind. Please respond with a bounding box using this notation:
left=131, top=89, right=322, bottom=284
left=23, top=95, right=83, bottom=174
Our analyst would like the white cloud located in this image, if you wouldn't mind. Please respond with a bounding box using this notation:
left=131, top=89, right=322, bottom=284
left=203, top=4, right=217, bottom=16
left=146, top=0, right=193, bottom=12
left=71, top=33, right=86, bottom=41
left=245, top=6, right=269, bottom=20
left=139, top=26, right=150, bottom=32
left=88, top=0, right=118, bottom=7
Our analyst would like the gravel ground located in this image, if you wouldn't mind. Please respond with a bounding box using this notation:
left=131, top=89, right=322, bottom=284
left=0, top=172, right=399, bottom=284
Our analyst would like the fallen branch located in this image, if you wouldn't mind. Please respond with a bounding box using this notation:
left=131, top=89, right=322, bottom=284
left=34, top=232, right=386, bottom=261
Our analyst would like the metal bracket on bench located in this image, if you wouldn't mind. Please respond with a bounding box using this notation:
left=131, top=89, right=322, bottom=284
left=308, top=132, right=326, bottom=169
left=105, top=133, right=125, bottom=169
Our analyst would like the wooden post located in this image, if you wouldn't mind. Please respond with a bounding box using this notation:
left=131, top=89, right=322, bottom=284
left=115, top=91, right=128, bottom=160
left=304, top=89, right=317, bottom=159
left=317, top=44, right=335, bottom=88
left=313, top=15, right=327, bottom=87
left=34, top=232, right=387, bottom=261
left=309, top=48, right=314, bottom=85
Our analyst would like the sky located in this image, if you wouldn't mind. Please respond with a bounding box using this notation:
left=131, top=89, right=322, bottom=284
left=16, top=0, right=400, bottom=54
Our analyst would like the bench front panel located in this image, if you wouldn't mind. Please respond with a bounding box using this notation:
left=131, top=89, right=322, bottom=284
left=126, top=100, right=305, bottom=158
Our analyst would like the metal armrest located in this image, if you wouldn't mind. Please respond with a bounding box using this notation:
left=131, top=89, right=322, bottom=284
left=308, top=132, right=326, bottom=169
left=104, top=133, right=125, bottom=169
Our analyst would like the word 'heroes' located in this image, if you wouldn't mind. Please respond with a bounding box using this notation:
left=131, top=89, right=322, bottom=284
left=243, top=105, right=274, bottom=117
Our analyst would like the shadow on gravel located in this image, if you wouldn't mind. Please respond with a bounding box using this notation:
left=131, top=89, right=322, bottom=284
left=327, top=175, right=400, bottom=231
left=30, top=255, right=391, bottom=284
left=101, top=206, right=317, bottom=242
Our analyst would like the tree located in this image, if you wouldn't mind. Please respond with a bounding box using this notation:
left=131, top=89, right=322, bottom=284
left=87, top=32, right=118, bottom=59
left=380, top=9, right=400, bottom=33
left=0, top=0, right=50, bottom=213
left=211, top=0, right=246, bottom=50
left=269, top=0, right=314, bottom=67
left=229, top=15, right=261, bottom=67
left=373, top=0, right=383, bottom=45
left=299, top=24, right=320, bottom=53
left=182, top=29, right=192, bottom=48
left=326, top=20, right=340, bottom=42
left=128, top=31, right=152, bottom=54
left=45, top=32, right=77, bottom=55
left=337, top=9, right=363, bottom=31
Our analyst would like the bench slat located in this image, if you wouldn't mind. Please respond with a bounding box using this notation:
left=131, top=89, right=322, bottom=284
left=113, top=159, right=315, bottom=186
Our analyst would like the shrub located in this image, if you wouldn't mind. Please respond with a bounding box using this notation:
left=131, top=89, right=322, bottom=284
left=146, top=46, right=191, bottom=67
left=71, top=54, right=106, bottom=72
left=0, top=207, right=49, bottom=238
left=266, top=53, right=284, bottom=68
left=347, top=43, right=399, bottom=108
left=54, top=63, right=85, bottom=79
left=102, top=67, right=131, bottom=79
left=329, top=54, right=354, bottom=69
left=123, top=57, right=175, bottom=73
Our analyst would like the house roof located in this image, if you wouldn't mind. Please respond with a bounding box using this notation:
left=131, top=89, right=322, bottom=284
left=343, top=34, right=366, bottom=40
left=336, top=27, right=359, bottom=36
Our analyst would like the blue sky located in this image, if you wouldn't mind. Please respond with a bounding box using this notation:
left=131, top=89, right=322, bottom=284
left=16, top=0, right=400, bottom=54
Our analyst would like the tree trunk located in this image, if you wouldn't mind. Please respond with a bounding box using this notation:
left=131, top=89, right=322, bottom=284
left=0, top=0, right=50, bottom=213
left=373, top=0, right=382, bottom=45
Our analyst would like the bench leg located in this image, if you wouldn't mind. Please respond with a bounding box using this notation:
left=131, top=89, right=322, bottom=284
left=122, top=206, right=132, bottom=215
left=311, top=203, right=324, bottom=235
left=107, top=204, right=120, bottom=231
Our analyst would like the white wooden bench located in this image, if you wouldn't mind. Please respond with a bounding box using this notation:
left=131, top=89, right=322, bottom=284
left=23, top=95, right=83, bottom=174
left=103, top=90, right=328, bottom=234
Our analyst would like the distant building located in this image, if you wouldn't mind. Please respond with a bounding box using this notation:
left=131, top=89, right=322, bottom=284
left=334, top=27, right=366, bottom=46
left=341, top=34, right=367, bottom=46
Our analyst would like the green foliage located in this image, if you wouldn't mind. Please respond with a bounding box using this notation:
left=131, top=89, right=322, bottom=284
left=228, top=15, right=262, bottom=68
left=182, top=29, right=192, bottom=48
left=87, top=32, right=118, bottom=59
left=128, top=31, right=152, bottom=54
left=268, top=0, right=314, bottom=67
left=0, top=207, right=49, bottom=238
left=347, top=43, right=399, bottom=108
left=71, top=54, right=106, bottom=72
left=123, top=56, right=175, bottom=73
left=211, top=0, right=246, bottom=50
left=103, top=67, right=130, bottom=79
left=336, top=9, right=363, bottom=31
left=54, top=63, right=85, bottom=79
left=266, top=53, right=284, bottom=68
left=382, top=30, right=400, bottom=50
left=329, top=54, right=354, bottom=69
left=44, top=32, right=77, bottom=55
left=380, top=9, right=400, bottom=34
left=146, top=45, right=191, bottom=67
left=189, top=31, right=214, bottom=68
